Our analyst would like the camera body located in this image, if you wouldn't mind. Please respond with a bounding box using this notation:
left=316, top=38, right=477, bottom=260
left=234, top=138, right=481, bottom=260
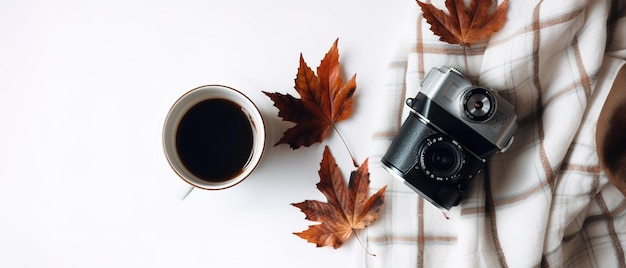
left=381, top=66, right=517, bottom=210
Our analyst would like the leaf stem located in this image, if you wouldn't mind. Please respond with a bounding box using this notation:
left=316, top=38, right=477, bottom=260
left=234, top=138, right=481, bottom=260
left=332, top=124, right=359, bottom=167
left=353, top=229, right=376, bottom=257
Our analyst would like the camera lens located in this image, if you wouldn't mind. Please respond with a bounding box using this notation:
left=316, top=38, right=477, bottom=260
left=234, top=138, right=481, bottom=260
left=432, top=148, right=455, bottom=171
left=462, top=87, right=496, bottom=122
left=419, top=135, right=466, bottom=182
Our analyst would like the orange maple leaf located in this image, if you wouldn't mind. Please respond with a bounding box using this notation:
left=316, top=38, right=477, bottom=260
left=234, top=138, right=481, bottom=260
left=292, top=146, right=387, bottom=249
left=417, top=0, right=508, bottom=47
left=263, top=39, right=357, bottom=149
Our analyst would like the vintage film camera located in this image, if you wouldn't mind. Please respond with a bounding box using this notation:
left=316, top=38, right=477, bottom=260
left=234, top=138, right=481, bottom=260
left=381, top=66, right=518, bottom=210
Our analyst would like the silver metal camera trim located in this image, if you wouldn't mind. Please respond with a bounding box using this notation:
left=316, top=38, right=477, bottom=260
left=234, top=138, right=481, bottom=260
left=419, top=66, right=517, bottom=152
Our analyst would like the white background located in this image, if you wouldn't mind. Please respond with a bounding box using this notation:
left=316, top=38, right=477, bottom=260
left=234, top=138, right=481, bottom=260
left=0, top=0, right=415, bottom=267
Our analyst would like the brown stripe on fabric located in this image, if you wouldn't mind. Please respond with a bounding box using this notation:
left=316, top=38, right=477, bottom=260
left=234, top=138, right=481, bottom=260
left=417, top=197, right=425, bottom=268
left=372, top=131, right=398, bottom=139
left=496, top=180, right=550, bottom=207
left=412, top=10, right=424, bottom=133
left=542, top=72, right=599, bottom=107
left=461, top=180, right=551, bottom=216
left=367, top=235, right=457, bottom=244
left=424, top=235, right=457, bottom=243
left=460, top=206, right=486, bottom=216
left=374, top=59, right=408, bottom=138
left=416, top=13, right=425, bottom=79
left=489, top=8, right=584, bottom=47
left=542, top=87, right=571, bottom=108
left=572, top=37, right=593, bottom=100
left=539, top=8, right=585, bottom=28
left=398, top=67, right=408, bottom=129
left=532, top=0, right=556, bottom=188
left=391, top=12, right=423, bottom=135
left=580, top=165, right=600, bottom=197
left=594, top=194, right=626, bottom=267
left=590, top=172, right=601, bottom=197
left=614, top=201, right=626, bottom=216
left=411, top=44, right=487, bottom=56
left=485, top=168, right=509, bottom=268
left=532, top=0, right=542, bottom=113
left=520, top=63, right=594, bottom=126
left=585, top=200, right=626, bottom=223
left=560, top=163, right=602, bottom=196
left=388, top=59, right=408, bottom=69
left=560, top=164, right=601, bottom=173
left=579, top=228, right=595, bottom=266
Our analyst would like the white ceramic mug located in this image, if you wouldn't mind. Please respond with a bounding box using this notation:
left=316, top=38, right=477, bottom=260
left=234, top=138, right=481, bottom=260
left=162, top=85, right=266, bottom=190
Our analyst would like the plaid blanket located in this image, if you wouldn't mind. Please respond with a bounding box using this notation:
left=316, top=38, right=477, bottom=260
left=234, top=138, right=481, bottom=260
left=364, top=0, right=626, bottom=267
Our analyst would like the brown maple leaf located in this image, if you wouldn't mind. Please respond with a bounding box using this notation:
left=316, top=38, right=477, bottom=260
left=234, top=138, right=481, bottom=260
left=417, top=0, right=508, bottom=47
left=292, top=146, right=387, bottom=249
left=263, top=39, right=357, bottom=149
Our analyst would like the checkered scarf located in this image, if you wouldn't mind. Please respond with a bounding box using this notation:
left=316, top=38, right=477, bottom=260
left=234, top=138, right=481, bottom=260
left=364, top=0, right=626, bottom=267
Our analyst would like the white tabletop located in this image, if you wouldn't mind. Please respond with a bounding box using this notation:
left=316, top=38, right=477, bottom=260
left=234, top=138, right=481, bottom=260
left=0, top=0, right=415, bottom=267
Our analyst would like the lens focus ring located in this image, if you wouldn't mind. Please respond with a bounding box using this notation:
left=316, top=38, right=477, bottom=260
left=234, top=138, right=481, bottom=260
left=418, top=135, right=466, bottom=182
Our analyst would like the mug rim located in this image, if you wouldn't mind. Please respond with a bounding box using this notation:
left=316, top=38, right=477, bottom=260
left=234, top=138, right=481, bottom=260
left=162, top=84, right=266, bottom=190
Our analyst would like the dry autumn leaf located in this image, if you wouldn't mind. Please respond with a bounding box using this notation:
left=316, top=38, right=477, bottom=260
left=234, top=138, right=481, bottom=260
left=292, top=146, right=387, bottom=249
left=417, top=0, right=508, bottom=47
left=263, top=39, right=357, bottom=149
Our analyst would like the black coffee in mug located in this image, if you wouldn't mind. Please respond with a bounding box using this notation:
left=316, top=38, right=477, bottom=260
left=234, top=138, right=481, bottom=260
left=175, top=99, right=253, bottom=182
left=163, top=85, right=265, bottom=190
